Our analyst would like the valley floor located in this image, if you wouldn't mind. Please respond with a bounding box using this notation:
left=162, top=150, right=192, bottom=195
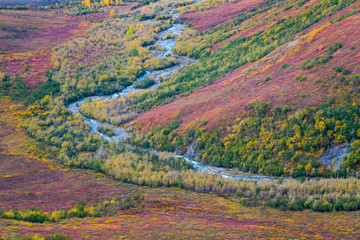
left=0, top=99, right=359, bottom=239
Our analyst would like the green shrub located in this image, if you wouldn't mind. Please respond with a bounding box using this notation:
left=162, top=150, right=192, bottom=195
left=301, top=59, right=314, bottom=70
left=45, top=234, right=73, bottom=240
left=342, top=68, right=351, bottom=75
left=328, top=42, right=342, bottom=54
left=280, top=63, right=289, bottom=71
left=134, top=78, right=155, bottom=89
left=333, top=66, right=343, bottom=73
left=138, top=14, right=155, bottom=21
left=313, top=200, right=332, bottom=212
left=144, top=57, right=177, bottom=71
left=295, top=74, right=302, bottom=81
left=98, top=125, right=115, bottom=137
left=249, top=101, right=269, bottom=117
left=130, top=48, right=139, bottom=57
left=314, top=54, right=332, bottom=65
left=287, top=197, right=305, bottom=211
left=353, top=74, right=360, bottom=85
left=0, top=202, right=97, bottom=223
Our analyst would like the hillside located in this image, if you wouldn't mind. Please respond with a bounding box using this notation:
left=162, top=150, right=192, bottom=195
left=130, top=0, right=360, bottom=176
left=136, top=2, right=360, bottom=130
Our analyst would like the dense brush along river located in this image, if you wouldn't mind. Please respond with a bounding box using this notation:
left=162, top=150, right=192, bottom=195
left=66, top=11, right=290, bottom=181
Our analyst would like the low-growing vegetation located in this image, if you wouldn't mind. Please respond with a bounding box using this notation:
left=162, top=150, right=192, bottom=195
left=80, top=94, right=142, bottom=125
left=2, top=234, right=73, bottom=240
left=134, top=77, right=156, bottom=89
left=0, top=202, right=101, bottom=223
left=144, top=57, right=178, bottom=71
left=301, top=42, right=343, bottom=70
left=98, top=125, right=115, bottom=137
left=0, top=195, right=144, bottom=223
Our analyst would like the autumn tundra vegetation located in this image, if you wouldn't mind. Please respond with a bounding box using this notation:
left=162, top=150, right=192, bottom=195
left=1, top=0, right=360, bottom=238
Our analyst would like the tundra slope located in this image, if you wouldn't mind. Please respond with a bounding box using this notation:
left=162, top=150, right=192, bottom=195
left=131, top=0, right=360, bottom=176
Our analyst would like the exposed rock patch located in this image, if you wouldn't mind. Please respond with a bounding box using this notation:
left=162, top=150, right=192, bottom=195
left=320, top=144, right=351, bottom=170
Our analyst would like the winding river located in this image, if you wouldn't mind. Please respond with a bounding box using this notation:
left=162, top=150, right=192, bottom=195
left=66, top=11, right=289, bottom=181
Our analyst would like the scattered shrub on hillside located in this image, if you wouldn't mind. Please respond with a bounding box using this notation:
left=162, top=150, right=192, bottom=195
left=332, top=66, right=351, bottom=75
left=328, top=42, right=342, bottom=54
left=333, top=66, right=343, bottom=73
left=301, top=42, right=342, bottom=71
left=130, top=47, right=139, bottom=57
left=301, top=59, right=314, bottom=70
left=0, top=72, right=5, bottom=82
left=352, top=75, right=360, bottom=85
left=248, top=101, right=269, bottom=117
left=279, top=63, right=289, bottom=71
left=342, top=68, right=351, bottom=75
left=295, top=74, right=306, bottom=82
left=314, top=54, right=332, bottom=65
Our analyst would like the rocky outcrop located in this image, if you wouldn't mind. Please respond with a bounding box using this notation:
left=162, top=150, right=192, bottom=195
left=320, top=144, right=351, bottom=170
left=184, top=141, right=197, bottom=159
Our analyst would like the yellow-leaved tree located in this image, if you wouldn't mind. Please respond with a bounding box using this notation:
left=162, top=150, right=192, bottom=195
left=82, top=0, right=91, bottom=7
